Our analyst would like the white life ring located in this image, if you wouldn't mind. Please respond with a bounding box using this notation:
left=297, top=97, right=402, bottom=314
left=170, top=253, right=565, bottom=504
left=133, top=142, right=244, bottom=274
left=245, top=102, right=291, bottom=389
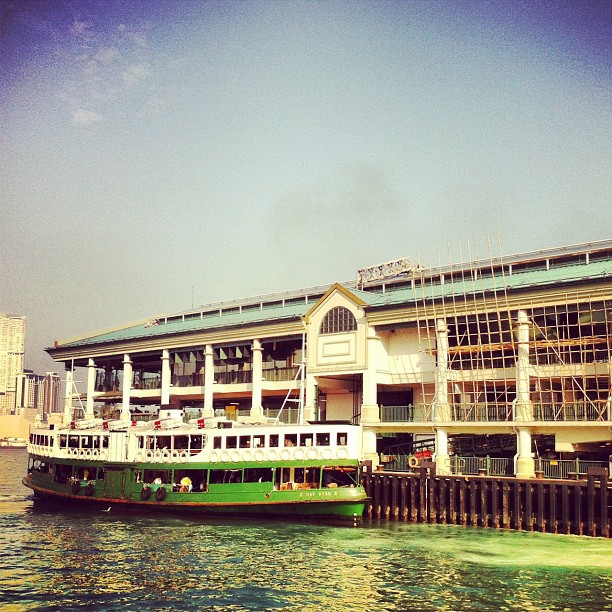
left=220, top=451, right=230, bottom=463
left=171, top=450, right=179, bottom=461
left=92, top=449, right=100, bottom=459
left=146, top=450, right=154, bottom=461
left=136, top=452, right=144, bottom=462
left=268, top=449, right=278, bottom=462
left=280, top=449, right=291, bottom=462
left=162, top=450, right=171, bottom=463
left=242, top=450, right=252, bottom=462
left=231, top=451, right=241, bottom=463
left=336, top=447, right=349, bottom=460
left=294, top=448, right=306, bottom=461
left=254, top=450, right=265, bottom=463
left=78, top=449, right=85, bottom=458
left=307, top=448, right=318, bottom=461
left=209, top=452, right=219, bottom=463
left=153, top=450, right=162, bottom=463
left=179, top=450, right=188, bottom=463
left=321, top=448, right=333, bottom=461
left=85, top=449, right=92, bottom=459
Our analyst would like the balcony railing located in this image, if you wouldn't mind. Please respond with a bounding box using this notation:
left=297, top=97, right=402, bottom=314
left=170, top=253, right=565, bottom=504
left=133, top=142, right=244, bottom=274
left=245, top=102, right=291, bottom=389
left=262, top=366, right=300, bottom=382
left=377, top=402, right=610, bottom=423
left=452, top=403, right=513, bottom=422
left=214, top=370, right=253, bottom=385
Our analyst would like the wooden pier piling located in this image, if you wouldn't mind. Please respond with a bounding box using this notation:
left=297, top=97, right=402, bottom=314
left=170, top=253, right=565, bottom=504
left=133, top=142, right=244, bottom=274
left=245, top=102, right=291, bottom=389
left=362, top=466, right=610, bottom=538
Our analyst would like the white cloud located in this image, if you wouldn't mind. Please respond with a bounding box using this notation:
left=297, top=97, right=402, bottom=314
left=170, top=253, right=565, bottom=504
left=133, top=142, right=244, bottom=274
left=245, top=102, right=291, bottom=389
left=70, top=20, right=90, bottom=37
left=72, top=109, right=103, bottom=126
left=96, top=47, right=120, bottom=64
left=122, top=63, right=151, bottom=86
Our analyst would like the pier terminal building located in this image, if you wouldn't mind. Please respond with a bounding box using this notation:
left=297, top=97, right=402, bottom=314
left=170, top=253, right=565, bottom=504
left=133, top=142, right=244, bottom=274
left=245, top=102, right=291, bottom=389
left=47, top=240, right=612, bottom=478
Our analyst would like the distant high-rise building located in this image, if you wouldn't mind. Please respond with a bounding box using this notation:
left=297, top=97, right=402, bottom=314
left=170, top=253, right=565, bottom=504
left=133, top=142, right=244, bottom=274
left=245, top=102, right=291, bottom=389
left=43, top=372, right=61, bottom=416
left=0, top=314, right=25, bottom=413
left=15, top=369, right=46, bottom=416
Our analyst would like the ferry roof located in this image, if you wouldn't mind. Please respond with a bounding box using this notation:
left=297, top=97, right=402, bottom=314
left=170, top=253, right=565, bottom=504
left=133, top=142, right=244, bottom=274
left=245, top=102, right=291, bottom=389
left=49, top=239, right=612, bottom=352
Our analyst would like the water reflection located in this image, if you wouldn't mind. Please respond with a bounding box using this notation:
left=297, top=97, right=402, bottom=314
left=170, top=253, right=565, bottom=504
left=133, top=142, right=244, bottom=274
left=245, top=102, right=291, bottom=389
left=1, top=451, right=611, bottom=611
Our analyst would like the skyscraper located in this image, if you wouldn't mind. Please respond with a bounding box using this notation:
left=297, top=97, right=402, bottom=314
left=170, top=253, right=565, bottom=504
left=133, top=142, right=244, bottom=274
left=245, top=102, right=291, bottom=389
left=0, top=314, right=25, bottom=413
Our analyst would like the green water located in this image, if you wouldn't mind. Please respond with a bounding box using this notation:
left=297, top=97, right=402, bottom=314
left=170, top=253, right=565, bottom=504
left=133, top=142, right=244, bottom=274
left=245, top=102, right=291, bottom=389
left=1, top=450, right=610, bottom=611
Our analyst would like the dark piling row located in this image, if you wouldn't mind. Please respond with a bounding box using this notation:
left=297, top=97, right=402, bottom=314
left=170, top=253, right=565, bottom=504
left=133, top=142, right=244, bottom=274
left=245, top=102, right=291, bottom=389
left=362, top=464, right=610, bottom=538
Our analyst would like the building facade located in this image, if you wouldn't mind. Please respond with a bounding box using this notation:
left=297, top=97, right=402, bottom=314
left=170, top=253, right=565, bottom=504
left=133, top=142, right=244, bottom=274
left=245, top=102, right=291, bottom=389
left=0, top=314, right=25, bottom=413
left=47, top=240, right=612, bottom=478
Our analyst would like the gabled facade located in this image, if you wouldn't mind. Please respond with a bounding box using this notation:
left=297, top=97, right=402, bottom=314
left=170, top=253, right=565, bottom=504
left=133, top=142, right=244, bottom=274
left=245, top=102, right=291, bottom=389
left=47, top=239, right=612, bottom=478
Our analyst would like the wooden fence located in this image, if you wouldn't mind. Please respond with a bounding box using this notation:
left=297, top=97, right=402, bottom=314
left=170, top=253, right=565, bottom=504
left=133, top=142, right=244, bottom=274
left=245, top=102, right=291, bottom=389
left=362, top=464, right=610, bottom=538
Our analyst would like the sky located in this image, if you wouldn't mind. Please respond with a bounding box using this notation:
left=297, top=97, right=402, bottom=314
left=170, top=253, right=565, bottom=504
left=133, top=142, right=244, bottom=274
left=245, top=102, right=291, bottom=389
left=1, top=0, right=610, bottom=376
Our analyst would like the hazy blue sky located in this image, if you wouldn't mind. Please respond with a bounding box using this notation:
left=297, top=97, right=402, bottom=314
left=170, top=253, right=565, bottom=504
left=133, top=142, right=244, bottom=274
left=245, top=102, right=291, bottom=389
left=1, top=0, right=610, bottom=375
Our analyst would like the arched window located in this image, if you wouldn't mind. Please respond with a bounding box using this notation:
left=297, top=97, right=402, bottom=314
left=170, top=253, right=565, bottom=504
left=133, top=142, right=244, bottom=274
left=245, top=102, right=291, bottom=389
left=320, top=306, right=357, bottom=334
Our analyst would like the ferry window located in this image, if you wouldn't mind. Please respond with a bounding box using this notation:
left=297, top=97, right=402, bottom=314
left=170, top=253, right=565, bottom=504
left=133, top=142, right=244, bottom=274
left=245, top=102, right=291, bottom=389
left=82, top=436, right=92, bottom=448
left=239, top=436, right=251, bottom=448
left=209, top=469, right=241, bottom=484
left=320, top=306, right=357, bottom=334
left=29, top=434, right=34, bottom=444
left=156, top=436, right=171, bottom=450
left=68, top=435, right=79, bottom=448
left=253, top=435, right=265, bottom=448
left=294, top=468, right=319, bottom=487
left=226, top=436, right=237, bottom=449
left=93, top=436, right=100, bottom=449
left=269, top=434, right=279, bottom=448
left=174, top=436, right=189, bottom=450
left=213, top=436, right=222, bottom=449
left=190, top=435, right=204, bottom=452
left=337, top=432, right=348, bottom=446
left=244, top=468, right=273, bottom=483
left=137, top=436, right=145, bottom=449
left=59, top=435, right=67, bottom=448
left=102, top=436, right=109, bottom=449
left=299, top=433, right=313, bottom=447
left=284, top=434, right=297, bottom=447
left=143, top=470, right=169, bottom=484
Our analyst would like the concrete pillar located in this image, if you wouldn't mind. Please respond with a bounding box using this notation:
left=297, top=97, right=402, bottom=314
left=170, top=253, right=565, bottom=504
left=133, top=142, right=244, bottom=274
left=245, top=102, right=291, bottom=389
left=63, top=367, right=74, bottom=425
left=515, top=310, right=533, bottom=421
left=361, top=329, right=380, bottom=425
left=434, top=428, right=451, bottom=475
left=516, top=427, right=535, bottom=478
left=362, top=427, right=379, bottom=469
left=433, top=318, right=451, bottom=422
left=86, top=358, right=96, bottom=418
left=161, top=349, right=171, bottom=405
left=121, top=354, right=132, bottom=420
left=303, top=374, right=317, bottom=422
left=250, top=339, right=263, bottom=419
left=203, top=344, right=215, bottom=419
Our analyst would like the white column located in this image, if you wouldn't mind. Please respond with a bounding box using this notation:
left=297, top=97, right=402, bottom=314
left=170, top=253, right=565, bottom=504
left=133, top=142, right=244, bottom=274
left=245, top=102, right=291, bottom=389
left=434, top=428, right=451, bottom=475
left=121, top=353, right=132, bottom=420
left=251, top=339, right=263, bottom=419
left=303, top=373, right=317, bottom=422
left=515, top=427, right=535, bottom=479
left=361, top=329, right=380, bottom=424
left=515, top=310, right=533, bottom=421
left=203, top=344, right=215, bottom=418
left=161, top=349, right=171, bottom=405
left=86, top=358, right=96, bottom=418
left=63, top=368, right=74, bottom=425
left=433, top=319, right=451, bottom=422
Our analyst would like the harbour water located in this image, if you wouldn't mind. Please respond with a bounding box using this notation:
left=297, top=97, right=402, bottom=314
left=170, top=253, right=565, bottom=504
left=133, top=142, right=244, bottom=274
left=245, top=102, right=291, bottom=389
left=1, top=450, right=611, bottom=611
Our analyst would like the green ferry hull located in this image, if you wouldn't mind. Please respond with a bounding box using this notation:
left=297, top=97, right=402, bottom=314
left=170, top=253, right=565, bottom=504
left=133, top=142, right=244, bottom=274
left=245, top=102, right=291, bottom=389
left=23, top=475, right=365, bottom=520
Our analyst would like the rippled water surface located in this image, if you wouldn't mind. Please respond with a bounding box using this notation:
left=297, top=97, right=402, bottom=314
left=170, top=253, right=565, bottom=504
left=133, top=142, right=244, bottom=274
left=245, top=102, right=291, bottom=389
left=1, top=450, right=611, bottom=611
